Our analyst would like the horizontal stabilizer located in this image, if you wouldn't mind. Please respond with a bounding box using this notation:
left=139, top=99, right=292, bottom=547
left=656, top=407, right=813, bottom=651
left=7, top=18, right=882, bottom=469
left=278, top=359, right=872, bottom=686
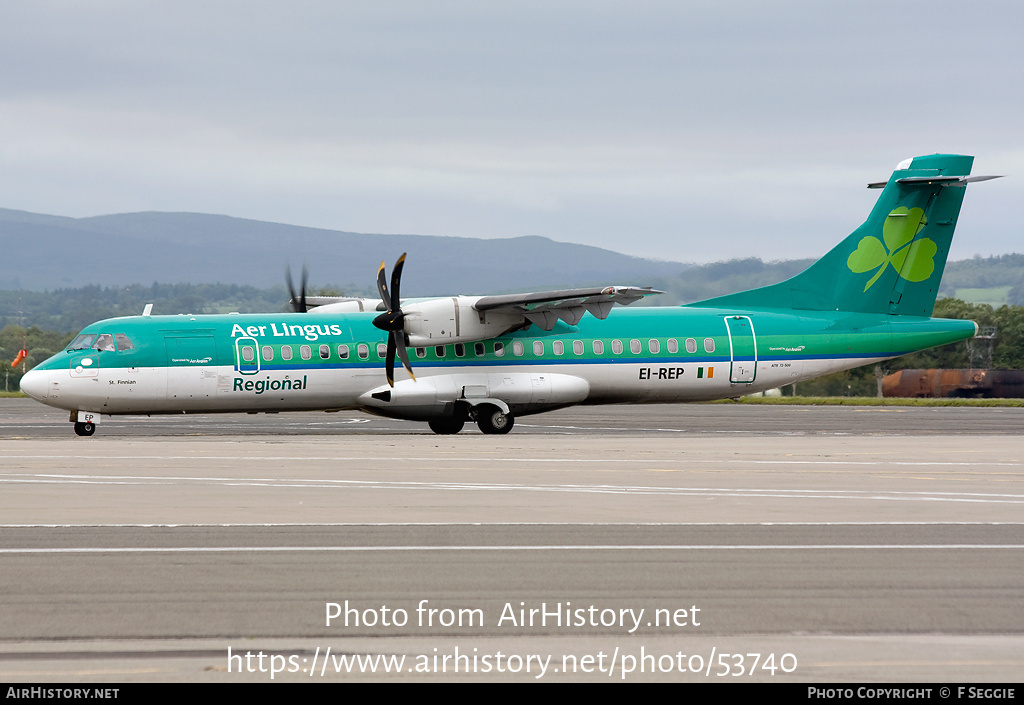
left=868, top=174, right=1003, bottom=189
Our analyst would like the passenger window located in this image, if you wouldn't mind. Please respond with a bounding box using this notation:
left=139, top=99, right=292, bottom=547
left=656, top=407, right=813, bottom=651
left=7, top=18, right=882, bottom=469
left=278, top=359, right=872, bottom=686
left=358, top=344, right=369, bottom=360
left=319, top=344, right=330, bottom=360
left=533, top=341, right=544, bottom=356
left=513, top=341, right=524, bottom=357
left=454, top=343, right=465, bottom=357
left=573, top=340, right=584, bottom=355
left=685, top=338, right=697, bottom=354
left=553, top=341, right=564, bottom=356
left=494, top=342, right=505, bottom=357
left=649, top=339, right=660, bottom=354
left=612, top=340, right=623, bottom=354
left=474, top=342, right=485, bottom=356
left=435, top=345, right=446, bottom=357
left=241, top=346, right=255, bottom=362
left=338, top=344, right=349, bottom=359
left=281, top=345, right=293, bottom=361
left=262, top=346, right=274, bottom=361
left=704, top=338, right=715, bottom=353
left=630, top=339, right=641, bottom=354
left=667, top=339, right=678, bottom=354
left=115, top=334, right=134, bottom=351
left=377, top=343, right=387, bottom=358
left=300, top=345, right=311, bottom=360
left=416, top=347, right=426, bottom=358
left=593, top=340, right=604, bottom=355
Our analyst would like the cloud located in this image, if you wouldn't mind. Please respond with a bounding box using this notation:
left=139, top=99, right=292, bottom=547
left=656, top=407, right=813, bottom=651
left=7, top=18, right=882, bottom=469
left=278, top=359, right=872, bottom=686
left=1, top=1, right=1022, bottom=262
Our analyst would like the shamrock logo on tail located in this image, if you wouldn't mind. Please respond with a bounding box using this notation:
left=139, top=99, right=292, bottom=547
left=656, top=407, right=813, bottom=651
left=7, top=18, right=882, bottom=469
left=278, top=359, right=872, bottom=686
left=847, top=207, right=937, bottom=291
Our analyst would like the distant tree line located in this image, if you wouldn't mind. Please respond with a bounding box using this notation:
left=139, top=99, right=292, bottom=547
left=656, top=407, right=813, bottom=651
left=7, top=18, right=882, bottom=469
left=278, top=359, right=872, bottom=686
left=644, top=258, right=816, bottom=305
left=1, top=325, right=74, bottom=392
left=0, top=282, right=372, bottom=333
left=937, top=254, right=1024, bottom=304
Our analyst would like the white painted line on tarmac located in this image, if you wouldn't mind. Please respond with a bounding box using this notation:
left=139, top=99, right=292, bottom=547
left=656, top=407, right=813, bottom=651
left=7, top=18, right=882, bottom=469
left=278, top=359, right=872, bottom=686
left=4, top=544, right=1024, bottom=554
left=2, top=473, right=1024, bottom=503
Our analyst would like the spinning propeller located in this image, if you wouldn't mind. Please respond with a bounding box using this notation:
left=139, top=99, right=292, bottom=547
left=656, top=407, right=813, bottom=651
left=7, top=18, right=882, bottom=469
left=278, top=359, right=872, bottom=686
left=372, top=253, right=415, bottom=387
left=285, top=264, right=309, bottom=313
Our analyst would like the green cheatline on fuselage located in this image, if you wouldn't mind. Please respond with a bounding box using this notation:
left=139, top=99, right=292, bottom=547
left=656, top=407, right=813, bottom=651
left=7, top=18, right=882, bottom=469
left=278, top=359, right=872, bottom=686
left=46, top=305, right=976, bottom=373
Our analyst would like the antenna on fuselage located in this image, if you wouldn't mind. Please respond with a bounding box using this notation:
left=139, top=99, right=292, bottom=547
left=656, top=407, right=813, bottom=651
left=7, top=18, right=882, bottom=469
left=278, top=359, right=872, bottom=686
left=142, top=304, right=153, bottom=317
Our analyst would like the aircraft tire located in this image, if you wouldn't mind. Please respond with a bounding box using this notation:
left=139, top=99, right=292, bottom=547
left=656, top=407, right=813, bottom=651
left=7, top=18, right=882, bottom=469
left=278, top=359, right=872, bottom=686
left=476, top=406, right=514, bottom=435
left=74, top=422, right=96, bottom=437
left=428, top=418, right=465, bottom=435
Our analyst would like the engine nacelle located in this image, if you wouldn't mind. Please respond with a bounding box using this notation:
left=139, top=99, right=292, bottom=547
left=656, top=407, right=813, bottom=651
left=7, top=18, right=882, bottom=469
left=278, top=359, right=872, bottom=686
left=307, top=298, right=382, bottom=314
left=403, top=296, right=523, bottom=346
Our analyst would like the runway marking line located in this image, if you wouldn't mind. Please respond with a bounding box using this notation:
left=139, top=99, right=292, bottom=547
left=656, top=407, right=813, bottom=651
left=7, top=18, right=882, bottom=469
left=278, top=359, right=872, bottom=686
left=2, top=474, right=1024, bottom=504
left=2, top=453, right=1021, bottom=467
left=4, top=544, right=1024, bottom=554
left=4, top=520, right=1024, bottom=525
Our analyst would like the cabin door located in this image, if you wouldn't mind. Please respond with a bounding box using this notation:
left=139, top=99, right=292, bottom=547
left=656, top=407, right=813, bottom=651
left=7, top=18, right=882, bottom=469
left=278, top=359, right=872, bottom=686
left=726, top=315, right=757, bottom=384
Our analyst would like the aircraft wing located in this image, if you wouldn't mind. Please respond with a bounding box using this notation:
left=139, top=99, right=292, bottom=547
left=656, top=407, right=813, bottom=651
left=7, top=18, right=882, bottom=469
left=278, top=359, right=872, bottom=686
left=473, top=286, right=662, bottom=330
left=299, top=284, right=663, bottom=340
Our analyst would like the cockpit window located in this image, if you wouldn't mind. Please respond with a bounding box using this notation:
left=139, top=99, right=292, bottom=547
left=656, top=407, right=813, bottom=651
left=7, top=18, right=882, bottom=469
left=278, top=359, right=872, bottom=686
left=68, top=334, right=97, bottom=350
left=68, top=333, right=126, bottom=352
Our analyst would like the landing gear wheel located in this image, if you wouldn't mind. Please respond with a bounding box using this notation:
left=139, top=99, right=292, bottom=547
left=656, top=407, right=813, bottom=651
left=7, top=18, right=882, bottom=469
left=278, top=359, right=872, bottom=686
left=74, top=422, right=96, bottom=437
left=428, top=418, right=465, bottom=435
left=476, top=406, right=513, bottom=434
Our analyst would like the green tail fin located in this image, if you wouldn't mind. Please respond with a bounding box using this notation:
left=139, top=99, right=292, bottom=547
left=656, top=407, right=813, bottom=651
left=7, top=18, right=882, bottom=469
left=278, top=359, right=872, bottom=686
left=690, top=154, right=977, bottom=316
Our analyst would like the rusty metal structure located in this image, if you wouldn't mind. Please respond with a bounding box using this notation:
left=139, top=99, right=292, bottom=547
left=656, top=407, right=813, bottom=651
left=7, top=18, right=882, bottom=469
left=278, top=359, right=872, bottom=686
left=882, top=369, right=1024, bottom=398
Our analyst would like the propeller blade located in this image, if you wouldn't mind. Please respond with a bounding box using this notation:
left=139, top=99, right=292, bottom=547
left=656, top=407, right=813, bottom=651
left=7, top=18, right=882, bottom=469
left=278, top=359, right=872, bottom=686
left=385, top=334, right=397, bottom=387
left=285, top=267, right=297, bottom=310
left=285, top=265, right=308, bottom=313
left=394, top=333, right=415, bottom=381
left=372, top=253, right=415, bottom=387
left=391, top=253, right=406, bottom=308
left=300, top=264, right=308, bottom=313
left=376, top=260, right=391, bottom=311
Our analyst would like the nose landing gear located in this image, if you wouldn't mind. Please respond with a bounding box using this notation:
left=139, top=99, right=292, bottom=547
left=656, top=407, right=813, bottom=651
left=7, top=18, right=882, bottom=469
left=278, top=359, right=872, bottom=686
left=74, top=421, right=96, bottom=436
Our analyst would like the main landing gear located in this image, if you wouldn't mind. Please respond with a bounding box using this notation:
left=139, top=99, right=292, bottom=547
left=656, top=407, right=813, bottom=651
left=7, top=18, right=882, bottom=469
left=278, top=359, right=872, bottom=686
left=475, top=405, right=514, bottom=434
left=427, top=404, right=514, bottom=435
left=428, top=418, right=465, bottom=435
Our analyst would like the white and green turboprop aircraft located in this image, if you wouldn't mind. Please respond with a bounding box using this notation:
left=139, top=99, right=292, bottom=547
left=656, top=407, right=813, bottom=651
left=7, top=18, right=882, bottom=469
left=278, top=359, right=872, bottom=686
left=20, top=154, right=999, bottom=436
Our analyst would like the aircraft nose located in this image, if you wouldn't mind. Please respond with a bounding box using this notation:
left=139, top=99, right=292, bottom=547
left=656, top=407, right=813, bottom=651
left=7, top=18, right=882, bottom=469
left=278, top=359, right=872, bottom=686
left=19, top=369, right=49, bottom=401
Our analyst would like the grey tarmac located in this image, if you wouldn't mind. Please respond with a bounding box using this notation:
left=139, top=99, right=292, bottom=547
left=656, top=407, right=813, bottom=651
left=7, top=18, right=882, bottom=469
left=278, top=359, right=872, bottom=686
left=1, top=398, right=1022, bottom=682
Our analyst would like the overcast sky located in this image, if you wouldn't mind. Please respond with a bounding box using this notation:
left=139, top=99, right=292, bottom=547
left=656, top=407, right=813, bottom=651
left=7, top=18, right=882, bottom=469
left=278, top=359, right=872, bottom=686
left=2, top=1, right=1022, bottom=264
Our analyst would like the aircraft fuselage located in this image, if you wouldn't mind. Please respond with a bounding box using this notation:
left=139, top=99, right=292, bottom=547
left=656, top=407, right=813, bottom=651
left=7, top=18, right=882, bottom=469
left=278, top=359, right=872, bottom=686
left=20, top=305, right=976, bottom=424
